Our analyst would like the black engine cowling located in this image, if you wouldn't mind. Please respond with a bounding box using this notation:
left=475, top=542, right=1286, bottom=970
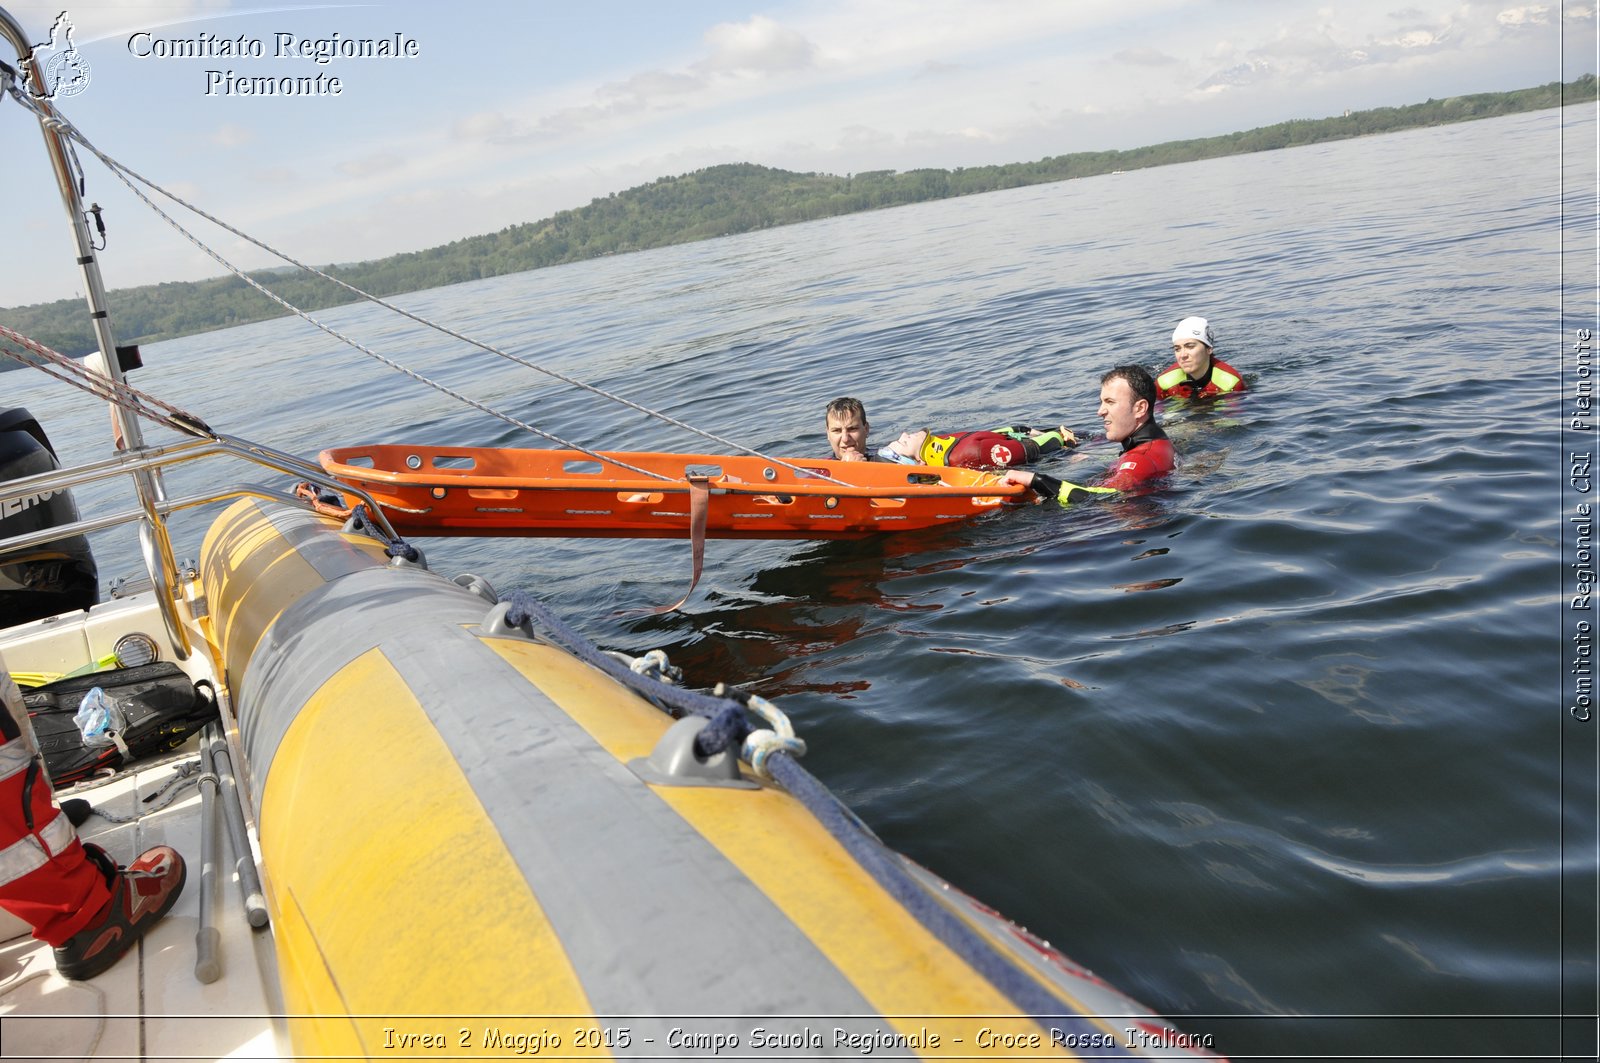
left=0, top=407, right=98, bottom=624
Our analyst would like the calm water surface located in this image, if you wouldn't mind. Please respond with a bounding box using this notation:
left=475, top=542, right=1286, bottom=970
left=7, top=107, right=1595, bottom=1059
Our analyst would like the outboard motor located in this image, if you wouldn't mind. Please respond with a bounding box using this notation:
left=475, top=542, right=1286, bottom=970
left=0, top=407, right=98, bottom=624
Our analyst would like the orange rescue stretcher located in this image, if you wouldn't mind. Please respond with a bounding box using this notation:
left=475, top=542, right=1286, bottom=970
left=318, top=445, right=1026, bottom=540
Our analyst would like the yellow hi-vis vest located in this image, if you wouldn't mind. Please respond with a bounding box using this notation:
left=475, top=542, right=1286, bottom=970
left=1157, top=364, right=1242, bottom=396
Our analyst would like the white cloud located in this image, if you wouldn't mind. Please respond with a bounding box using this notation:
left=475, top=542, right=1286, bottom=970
left=453, top=111, right=515, bottom=143
left=446, top=3, right=1186, bottom=161
left=1187, top=4, right=1489, bottom=92
left=1496, top=6, right=1552, bottom=27
left=595, top=69, right=703, bottom=109
left=447, top=17, right=817, bottom=148
left=696, top=15, right=818, bottom=75
left=1379, top=29, right=1444, bottom=48
left=1200, top=58, right=1275, bottom=91
left=208, top=123, right=253, bottom=149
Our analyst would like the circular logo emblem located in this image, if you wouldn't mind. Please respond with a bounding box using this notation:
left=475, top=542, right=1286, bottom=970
left=45, top=51, right=91, bottom=98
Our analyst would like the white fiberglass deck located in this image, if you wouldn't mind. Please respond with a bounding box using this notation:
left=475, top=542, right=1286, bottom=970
left=0, top=718, right=287, bottom=1061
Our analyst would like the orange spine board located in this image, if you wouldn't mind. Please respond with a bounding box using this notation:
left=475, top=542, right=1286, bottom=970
left=318, top=446, right=1026, bottom=540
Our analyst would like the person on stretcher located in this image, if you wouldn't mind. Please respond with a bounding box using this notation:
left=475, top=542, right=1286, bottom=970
left=876, top=424, right=1076, bottom=469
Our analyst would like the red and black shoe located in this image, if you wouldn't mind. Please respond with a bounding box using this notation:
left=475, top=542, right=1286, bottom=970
left=52, top=843, right=187, bottom=981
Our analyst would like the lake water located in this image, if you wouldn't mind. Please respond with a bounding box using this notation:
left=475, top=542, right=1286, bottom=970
left=6, top=106, right=1596, bottom=1059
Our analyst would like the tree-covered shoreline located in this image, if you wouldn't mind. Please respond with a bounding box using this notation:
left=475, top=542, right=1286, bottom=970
left=4, top=75, right=1591, bottom=360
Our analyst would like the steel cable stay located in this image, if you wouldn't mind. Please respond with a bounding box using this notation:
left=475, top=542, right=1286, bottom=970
left=2, top=82, right=850, bottom=488
left=0, top=323, right=214, bottom=440
left=1, top=89, right=665, bottom=482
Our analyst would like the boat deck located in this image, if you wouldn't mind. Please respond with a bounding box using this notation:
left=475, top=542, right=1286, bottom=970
left=0, top=746, right=287, bottom=1061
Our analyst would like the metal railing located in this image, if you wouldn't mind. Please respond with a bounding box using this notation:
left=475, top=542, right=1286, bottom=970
left=0, top=433, right=403, bottom=658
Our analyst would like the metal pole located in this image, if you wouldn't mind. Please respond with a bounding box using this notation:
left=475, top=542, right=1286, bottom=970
left=206, top=728, right=269, bottom=928
left=0, top=7, right=186, bottom=657
left=194, top=723, right=222, bottom=983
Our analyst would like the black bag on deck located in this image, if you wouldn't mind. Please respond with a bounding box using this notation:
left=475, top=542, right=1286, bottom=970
left=23, top=662, right=217, bottom=785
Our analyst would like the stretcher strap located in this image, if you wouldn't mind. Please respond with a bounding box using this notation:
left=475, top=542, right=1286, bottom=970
left=652, top=475, right=711, bottom=614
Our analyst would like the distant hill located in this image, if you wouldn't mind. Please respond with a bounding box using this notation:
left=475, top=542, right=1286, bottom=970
left=2, top=75, right=1592, bottom=361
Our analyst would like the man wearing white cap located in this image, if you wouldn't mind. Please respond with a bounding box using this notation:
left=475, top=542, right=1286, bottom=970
left=1155, top=316, right=1246, bottom=400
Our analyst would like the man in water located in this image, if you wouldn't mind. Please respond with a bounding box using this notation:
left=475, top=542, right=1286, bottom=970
left=1005, top=365, right=1175, bottom=505
left=1156, top=316, right=1246, bottom=399
left=825, top=396, right=874, bottom=462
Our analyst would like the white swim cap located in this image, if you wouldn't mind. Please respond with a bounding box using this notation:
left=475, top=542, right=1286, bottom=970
left=1171, top=316, right=1215, bottom=348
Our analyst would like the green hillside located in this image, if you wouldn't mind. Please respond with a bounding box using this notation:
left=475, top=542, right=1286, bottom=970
left=3, top=75, right=1591, bottom=360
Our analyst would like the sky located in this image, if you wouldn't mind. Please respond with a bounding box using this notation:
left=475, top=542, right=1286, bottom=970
left=0, top=0, right=1593, bottom=307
